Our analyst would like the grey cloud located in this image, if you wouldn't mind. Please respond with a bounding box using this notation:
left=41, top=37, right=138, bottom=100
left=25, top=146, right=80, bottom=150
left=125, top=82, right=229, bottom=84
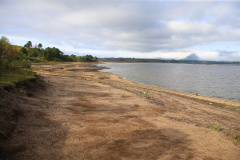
left=1, top=0, right=240, bottom=60
left=216, top=50, right=240, bottom=61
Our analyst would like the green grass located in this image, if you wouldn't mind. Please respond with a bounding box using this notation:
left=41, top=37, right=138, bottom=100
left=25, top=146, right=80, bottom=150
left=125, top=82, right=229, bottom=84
left=125, top=88, right=130, bottom=92
left=212, top=125, right=221, bottom=131
left=226, top=129, right=231, bottom=136
left=232, top=134, right=240, bottom=142
left=144, top=90, right=152, bottom=99
left=231, top=106, right=240, bottom=110
left=0, top=70, right=35, bottom=86
left=204, top=125, right=210, bottom=129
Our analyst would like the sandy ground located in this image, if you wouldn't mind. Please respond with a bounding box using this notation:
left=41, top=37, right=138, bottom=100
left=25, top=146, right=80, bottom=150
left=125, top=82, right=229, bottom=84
left=1, top=62, right=240, bottom=160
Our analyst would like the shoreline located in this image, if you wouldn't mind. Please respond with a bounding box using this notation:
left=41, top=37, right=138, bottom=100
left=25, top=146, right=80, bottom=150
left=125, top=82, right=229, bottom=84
left=33, top=62, right=240, bottom=139
left=1, top=62, right=240, bottom=159
left=98, top=61, right=240, bottom=65
left=98, top=63, right=240, bottom=108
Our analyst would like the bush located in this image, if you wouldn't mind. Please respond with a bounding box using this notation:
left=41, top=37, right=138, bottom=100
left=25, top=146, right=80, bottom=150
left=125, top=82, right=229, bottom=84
left=0, top=36, right=21, bottom=75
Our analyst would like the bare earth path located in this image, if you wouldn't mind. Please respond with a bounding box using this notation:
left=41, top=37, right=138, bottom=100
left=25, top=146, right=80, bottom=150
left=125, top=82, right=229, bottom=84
left=1, top=62, right=240, bottom=160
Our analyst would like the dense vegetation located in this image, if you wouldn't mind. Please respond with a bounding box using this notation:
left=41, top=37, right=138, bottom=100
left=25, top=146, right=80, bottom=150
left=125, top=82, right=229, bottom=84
left=0, top=36, right=98, bottom=86
left=19, top=40, right=98, bottom=63
left=0, top=36, right=30, bottom=76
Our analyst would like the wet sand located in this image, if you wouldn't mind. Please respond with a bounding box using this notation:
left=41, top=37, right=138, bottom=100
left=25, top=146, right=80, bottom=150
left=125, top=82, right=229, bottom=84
left=1, top=62, right=240, bottom=160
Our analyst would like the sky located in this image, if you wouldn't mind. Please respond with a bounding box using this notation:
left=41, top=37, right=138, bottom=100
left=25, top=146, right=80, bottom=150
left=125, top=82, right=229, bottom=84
left=1, top=0, right=240, bottom=61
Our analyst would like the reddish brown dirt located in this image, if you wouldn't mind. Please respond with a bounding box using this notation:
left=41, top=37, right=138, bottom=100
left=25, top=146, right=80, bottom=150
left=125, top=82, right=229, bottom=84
left=1, top=62, right=240, bottom=160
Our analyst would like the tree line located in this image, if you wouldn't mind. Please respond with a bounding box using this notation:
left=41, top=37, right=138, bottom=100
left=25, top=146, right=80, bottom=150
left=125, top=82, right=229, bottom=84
left=20, top=40, right=98, bottom=62
left=0, top=36, right=98, bottom=76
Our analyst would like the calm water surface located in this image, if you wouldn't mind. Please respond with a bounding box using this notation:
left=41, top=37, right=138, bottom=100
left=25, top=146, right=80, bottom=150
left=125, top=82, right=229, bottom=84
left=98, top=63, right=240, bottom=101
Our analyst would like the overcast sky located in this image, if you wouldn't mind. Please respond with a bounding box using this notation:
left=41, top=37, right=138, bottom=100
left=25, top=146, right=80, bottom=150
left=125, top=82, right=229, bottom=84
left=1, top=0, right=240, bottom=61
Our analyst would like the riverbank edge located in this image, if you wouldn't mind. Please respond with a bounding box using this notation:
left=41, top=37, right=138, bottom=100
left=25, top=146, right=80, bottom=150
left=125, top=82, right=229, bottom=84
left=96, top=62, right=240, bottom=109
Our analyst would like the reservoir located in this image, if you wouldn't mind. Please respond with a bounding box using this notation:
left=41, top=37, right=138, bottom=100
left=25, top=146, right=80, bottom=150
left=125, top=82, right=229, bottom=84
left=98, top=63, right=240, bottom=102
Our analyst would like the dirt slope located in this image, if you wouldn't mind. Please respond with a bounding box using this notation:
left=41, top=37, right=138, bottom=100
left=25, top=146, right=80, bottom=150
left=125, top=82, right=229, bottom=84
left=0, top=62, right=240, bottom=160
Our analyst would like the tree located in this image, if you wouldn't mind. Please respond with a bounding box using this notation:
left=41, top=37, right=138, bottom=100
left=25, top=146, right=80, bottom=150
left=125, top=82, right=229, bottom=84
left=20, top=47, right=28, bottom=56
left=38, top=43, right=42, bottom=49
left=45, top=52, right=51, bottom=61
left=0, top=36, right=10, bottom=75
left=70, top=54, right=76, bottom=61
left=44, top=47, right=52, bottom=60
left=24, top=41, right=32, bottom=48
left=52, top=47, right=61, bottom=59
left=0, top=36, right=10, bottom=60
left=92, top=56, right=98, bottom=62
left=28, top=49, right=38, bottom=57
left=0, top=36, right=20, bottom=75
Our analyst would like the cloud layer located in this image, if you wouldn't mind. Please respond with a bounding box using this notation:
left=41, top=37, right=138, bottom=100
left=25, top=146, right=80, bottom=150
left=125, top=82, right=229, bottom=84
left=1, top=0, right=240, bottom=61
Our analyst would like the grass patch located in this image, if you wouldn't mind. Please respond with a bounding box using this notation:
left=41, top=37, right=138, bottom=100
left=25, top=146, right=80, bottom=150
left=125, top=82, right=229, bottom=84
left=232, top=134, right=240, bottom=142
left=0, top=70, right=35, bottom=86
left=125, top=88, right=130, bottom=92
left=204, top=125, right=210, bottom=129
left=212, top=125, right=221, bottom=131
left=226, top=129, right=231, bottom=136
left=231, top=106, right=240, bottom=110
left=144, top=90, right=152, bottom=99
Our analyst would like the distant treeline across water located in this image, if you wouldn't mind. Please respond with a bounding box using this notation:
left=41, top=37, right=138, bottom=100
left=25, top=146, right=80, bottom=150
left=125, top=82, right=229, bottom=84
left=98, top=63, right=240, bottom=102
left=99, top=58, right=240, bottom=64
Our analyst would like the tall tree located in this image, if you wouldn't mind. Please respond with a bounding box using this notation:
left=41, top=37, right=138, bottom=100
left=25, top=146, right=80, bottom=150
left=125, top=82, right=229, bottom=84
left=24, top=41, right=32, bottom=48
left=38, top=43, right=42, bottom=49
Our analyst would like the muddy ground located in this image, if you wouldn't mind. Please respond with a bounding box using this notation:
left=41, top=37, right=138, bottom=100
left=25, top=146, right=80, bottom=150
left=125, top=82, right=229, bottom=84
left=0, top=62, right=240, bottom=160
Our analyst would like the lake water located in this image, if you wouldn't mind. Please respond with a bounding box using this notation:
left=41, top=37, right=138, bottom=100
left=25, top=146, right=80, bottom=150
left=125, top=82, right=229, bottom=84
left=98, top=63, right=240, bottom=102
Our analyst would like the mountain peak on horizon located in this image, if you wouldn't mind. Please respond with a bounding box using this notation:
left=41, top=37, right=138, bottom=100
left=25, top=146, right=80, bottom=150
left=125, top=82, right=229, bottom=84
left=182, top=53, right=199, bottom=61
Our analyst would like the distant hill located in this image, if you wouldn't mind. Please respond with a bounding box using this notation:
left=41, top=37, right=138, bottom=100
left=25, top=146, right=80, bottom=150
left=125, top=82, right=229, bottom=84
left=182, top=53, right=199, bottom=61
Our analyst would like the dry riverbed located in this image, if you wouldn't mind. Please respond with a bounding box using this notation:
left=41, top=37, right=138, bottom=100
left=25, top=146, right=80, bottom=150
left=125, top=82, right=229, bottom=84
left=1, top=62, right=240, bottom=160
